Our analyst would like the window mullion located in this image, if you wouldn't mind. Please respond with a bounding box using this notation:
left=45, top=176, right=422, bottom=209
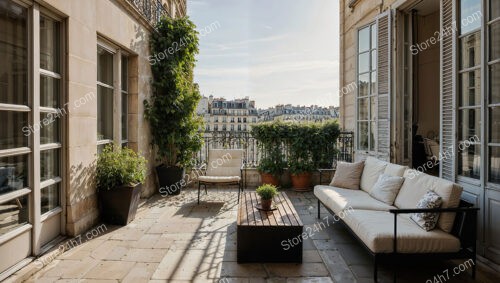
left=113, top=50, right=122, bottom=145
left=30, top=3, right=42, bottom=256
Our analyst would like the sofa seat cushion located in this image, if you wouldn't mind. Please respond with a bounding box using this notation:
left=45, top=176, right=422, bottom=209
left=360, top=157, right=388, bottom=193
left=314, top=185, right=396, bottom=214
left=343, top=210, right=461, bottom=253
left=395, top=169, right=463, bottom=233
left=198, top=176, right=241, bottom=183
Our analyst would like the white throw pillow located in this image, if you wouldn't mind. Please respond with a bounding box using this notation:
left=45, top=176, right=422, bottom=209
left=369, top=174, right=405, bottom=205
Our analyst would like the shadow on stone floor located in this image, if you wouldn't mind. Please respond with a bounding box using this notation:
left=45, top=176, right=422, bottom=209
left=13, top=187, right=500, bottom=283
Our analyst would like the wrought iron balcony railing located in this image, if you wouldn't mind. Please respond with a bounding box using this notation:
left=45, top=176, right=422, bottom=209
left=126, top=0, right=171, bottom=27
left=193, top=131, right=354, bottom=168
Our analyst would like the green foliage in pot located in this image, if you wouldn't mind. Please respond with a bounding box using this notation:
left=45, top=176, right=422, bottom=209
left=257, top=156, right=286, bottom=176
left=252, top=121, right=341, bottom=175
left=309, top=121, right=341, bottom=169
left=256, top=184, right=278, bottom=200
left=252, top=121, right=287, bottom=177
left=144, top=16, right=203, bottom=168
left=96, top=144, right=147, bottom=192
left=284, top=122, right=315, bottom=175
left=286, top=121, right=341, bottom=173
left=252, top=121, right=341, bottom=174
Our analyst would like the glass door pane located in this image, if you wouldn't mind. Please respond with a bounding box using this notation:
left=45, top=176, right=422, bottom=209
left=39, top=14, right=61, bottom=216
left=41, top=183, right=59, bottom=214
left=40, top=16, right=60, bottom=72
left=0, top=0, right=28, bottom=105
left=0, top=155, right=28, bottom=195
left=0, top=195, right=29, bottom=236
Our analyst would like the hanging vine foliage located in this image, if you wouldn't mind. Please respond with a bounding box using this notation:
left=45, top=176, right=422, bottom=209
left=144, top=16, right=203, bottom=168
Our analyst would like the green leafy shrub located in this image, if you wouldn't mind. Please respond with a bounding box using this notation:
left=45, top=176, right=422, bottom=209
left=251, top=121, right=287, bottom=176
left=257, top=156, right=286, bottom=175
left=252, top=120, right=341, bottom=175
left=144, top=16, right=203, bottom=168
left=256, top=184, right=278, bottom=200
left=96, top=144, right=147, bottom=191
left=286, top=121, right=341, bottom=174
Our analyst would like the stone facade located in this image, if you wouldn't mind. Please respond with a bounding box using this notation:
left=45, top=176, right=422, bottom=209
left=39, top=0, right=186, bottom=236
left=260, top=104, right=339, bottom=122
left=339, top=0, right=397, bottom=131
left=198, top=96, right=259, bottom=132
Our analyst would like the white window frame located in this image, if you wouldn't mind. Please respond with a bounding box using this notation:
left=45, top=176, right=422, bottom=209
left=486, top=0, right=500, bottom=188
left=355, top=22, right=378, bottom=153
left=96, top=38, right=129, bottom=150
left=0, top=1, right=66, bottom=257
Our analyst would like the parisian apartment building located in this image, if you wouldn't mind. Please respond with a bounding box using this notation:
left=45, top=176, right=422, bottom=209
left=0, top=0, right=186, bottom=277
left=197, top=95, right=259, bottom=132
left=259, top=104, right=339, bottom=122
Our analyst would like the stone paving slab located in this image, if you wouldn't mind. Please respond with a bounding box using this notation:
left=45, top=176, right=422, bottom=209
left=13, top=187, right=500, bottom=283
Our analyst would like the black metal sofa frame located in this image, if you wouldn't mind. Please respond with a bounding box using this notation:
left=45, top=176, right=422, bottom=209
left=317, top=198, right=479, bottom=282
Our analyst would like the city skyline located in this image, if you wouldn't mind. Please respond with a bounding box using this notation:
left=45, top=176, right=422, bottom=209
left=188, top=0, right=340, bottom=109
left=199, top=94, right=339, bottom=110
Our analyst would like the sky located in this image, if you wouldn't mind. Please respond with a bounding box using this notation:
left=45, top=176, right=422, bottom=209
left=187, top=0, right=340, bottom=109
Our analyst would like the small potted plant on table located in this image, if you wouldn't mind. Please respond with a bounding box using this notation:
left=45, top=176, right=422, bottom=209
left=96, top=144, right=147, bottom=225
left=256, top=184, right=278, bottom=211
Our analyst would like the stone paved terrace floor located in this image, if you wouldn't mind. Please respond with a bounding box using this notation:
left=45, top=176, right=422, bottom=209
left=10, top=188, right=500, bottom=283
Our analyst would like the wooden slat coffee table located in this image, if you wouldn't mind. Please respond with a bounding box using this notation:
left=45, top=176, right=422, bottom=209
left=237, top=191, right=303, bottom=263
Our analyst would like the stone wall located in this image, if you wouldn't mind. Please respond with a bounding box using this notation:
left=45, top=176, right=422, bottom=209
left=339, top=0, right=398, bottom=131
left=41, top=0, right=160, bottom=236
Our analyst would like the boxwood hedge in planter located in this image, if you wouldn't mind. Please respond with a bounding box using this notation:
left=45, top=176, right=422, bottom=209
left=252, top=121, right=340, bottom=189
left=96, top=144, right=147, bottom=225
left=251, top=121, right=287, bottom=185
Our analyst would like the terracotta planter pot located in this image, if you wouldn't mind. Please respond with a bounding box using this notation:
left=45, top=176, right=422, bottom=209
left=260, top=198, right=273, bottom=210
left=291, top=172, right=312, bottom=192
left=260, top=173, right=280, bottom=186
left=99, top=183, right=142, bottom=225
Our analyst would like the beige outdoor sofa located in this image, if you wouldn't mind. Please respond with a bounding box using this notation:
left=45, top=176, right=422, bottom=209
left=314, top=157, right=478, bottom=282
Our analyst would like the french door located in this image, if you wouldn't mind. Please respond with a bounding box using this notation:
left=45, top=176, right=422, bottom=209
left=0, top=0, right=64, bottom=277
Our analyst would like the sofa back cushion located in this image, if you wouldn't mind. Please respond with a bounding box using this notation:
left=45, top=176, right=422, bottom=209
left=394, top=169, right=463, bottom=232
left=384, top=163, right=408, bottom=177
left=369, top=174, right=405, bottom=205
left=330, top=161, right=365, bottom=190
left=360, top=157, right=388, bottom=193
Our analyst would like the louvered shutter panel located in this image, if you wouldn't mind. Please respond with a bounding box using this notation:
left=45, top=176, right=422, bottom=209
left=439, top=0, right=456, bottom=181
left=376, top=11, right=392, bottom=162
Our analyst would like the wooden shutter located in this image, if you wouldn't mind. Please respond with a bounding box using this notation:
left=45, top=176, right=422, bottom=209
left=376, top=10, right=392, bottom=162
left=439, top=0, right=456, bottom=181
